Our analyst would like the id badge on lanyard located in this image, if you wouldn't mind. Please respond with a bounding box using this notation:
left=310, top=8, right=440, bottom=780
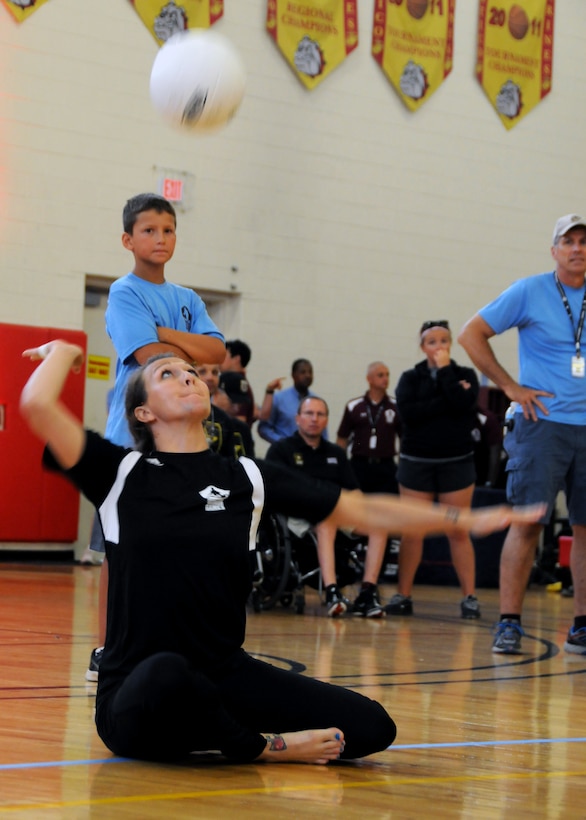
left=555, top=273, right=586, bottom=379
left=572, top=355, right=585, bottom=377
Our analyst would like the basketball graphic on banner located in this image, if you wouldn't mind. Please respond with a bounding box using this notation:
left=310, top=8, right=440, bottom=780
left=406, top=0, right=429, bottom=20
left=508, top=5, right=529, bottom=40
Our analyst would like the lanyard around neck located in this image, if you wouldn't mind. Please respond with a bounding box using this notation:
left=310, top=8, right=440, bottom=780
left=554, top=272, right=586, bottom=358
left=366, top=398, right=385, bottom=431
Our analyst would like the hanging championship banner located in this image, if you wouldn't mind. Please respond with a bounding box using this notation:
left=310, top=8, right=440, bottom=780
left=372, top=0, right=455, bottom=112
left=476, top=0, right=554, bottom=130
left=129, top=0, right=223, bottom=44
left=266, top=0, right=358, bottom=90
left=1, top=0, right=51, bottom=22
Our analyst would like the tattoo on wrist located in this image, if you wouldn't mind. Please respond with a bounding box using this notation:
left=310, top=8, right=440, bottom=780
left=264, top=733, right=287, bottom=752
left=445, top=507, right=460, bottom=524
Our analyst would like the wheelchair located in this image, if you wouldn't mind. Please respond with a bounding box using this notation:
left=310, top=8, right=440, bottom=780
left=250, top=511, right=365, bottom=614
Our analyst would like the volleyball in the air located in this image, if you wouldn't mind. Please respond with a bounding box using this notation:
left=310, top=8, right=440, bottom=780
left=149, top=29, right=246, bottom=133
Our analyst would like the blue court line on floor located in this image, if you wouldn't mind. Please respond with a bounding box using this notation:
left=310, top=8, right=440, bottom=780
left=390, top=736, right=586, bottom=751
left=1, top=737, right=585, bottom=772
left=0, top=757, right=129, bottom=772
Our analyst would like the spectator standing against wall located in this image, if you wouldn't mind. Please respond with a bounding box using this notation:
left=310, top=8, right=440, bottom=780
left=258, top=359, right=325, bottom=443
left=336, top=361, right=401, bottom=617
left=389, top=322, right=481, bottom=621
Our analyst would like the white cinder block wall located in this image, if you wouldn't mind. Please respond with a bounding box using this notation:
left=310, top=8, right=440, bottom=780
left=1, top=0, right=584, bottom=508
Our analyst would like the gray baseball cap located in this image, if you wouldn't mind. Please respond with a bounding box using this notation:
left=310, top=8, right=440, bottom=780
left=552, top=214, right=586, bottom=245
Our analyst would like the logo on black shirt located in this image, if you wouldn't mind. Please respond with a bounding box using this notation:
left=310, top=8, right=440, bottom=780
left=199, top=485, right=230, bottom=511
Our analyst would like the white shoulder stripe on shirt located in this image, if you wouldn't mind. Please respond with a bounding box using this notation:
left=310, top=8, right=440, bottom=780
left=238, top=457, right=266, bottom=552
left=99, top=451, right=142, bottom=545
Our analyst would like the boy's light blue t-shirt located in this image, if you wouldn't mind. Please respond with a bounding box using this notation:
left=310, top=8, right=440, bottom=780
left=479, top=271, right=586, bottom=424
left=105, top=273, right=224, bottom=446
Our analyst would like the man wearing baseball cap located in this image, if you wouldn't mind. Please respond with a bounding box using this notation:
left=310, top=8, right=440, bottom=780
left=458, top=214, right=586, bottom=655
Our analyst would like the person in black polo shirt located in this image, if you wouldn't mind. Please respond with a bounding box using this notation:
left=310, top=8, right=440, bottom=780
left=337, top=361, right=401, bottom=617
left=266, top=396, right=359, bottom=617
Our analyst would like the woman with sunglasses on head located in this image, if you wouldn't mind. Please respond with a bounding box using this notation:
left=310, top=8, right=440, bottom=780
left=388, top=321, right=481, bottom=620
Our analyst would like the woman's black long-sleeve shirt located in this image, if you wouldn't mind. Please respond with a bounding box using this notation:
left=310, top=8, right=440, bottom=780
left=395, top=359, right=479, bottom=460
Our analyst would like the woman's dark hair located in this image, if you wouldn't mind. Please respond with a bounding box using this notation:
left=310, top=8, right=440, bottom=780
left=124, top=353, right=174, bottom=453
left=419, top=320, right=450, bottom=336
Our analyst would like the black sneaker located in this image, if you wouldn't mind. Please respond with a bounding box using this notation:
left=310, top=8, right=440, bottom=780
left=351, top=587, right=384, bottom=618
left=384, top=593, right=413, bottom=616
left=325, top=586, right=347, bottom=617
left=85, top=646, right=104, bottom=682
left=461, top=595, right=481, bottom=620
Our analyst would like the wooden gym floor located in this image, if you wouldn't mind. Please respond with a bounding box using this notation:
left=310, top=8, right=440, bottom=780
left=1, top=563, right=585, bottom=819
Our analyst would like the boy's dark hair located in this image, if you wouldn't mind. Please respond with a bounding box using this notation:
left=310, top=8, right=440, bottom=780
left=123, top=193, right=177, bottom=234
left=226, top=339, right=251, bottom=368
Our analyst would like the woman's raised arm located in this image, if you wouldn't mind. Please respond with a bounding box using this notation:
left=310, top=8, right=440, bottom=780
left=20, top=340, right=86, bottom=469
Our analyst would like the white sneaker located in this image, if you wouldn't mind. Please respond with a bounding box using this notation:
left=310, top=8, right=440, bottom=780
left=79, top=547, right=103, bottom=566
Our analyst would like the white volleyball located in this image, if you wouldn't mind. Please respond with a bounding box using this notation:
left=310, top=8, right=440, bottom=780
left=149, top=29, right=246, bottom=133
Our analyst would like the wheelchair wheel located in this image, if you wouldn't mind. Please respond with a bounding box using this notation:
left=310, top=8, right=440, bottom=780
left=252, top=513, right=292, bottom=611
left=294, top=591, right=305, bottom=615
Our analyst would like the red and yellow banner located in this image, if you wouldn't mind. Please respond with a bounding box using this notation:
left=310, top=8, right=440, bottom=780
left=129, top=1, right=223, bottom=44
left=476, top=0, right=554, bottom=130
left=1, top=0, right=51, bottom=22
left=267, top=1, right=358, bottom=90
left=372, top=0, right=455, bottom=112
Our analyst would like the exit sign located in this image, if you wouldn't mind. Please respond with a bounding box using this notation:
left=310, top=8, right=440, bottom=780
left=155, top=167, right=194, bottom=212
left=161, top=177, right=184, bottom=202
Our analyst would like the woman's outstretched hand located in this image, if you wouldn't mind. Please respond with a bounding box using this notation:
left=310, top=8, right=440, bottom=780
left=468, top=503, right=546, bottom=537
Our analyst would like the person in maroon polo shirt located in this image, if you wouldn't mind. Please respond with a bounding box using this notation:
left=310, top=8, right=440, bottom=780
left=337, top=361, right=401, bottom=617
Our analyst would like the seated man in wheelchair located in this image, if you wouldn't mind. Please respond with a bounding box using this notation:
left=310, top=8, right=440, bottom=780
left=265, top=396, right=368, bottom=617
